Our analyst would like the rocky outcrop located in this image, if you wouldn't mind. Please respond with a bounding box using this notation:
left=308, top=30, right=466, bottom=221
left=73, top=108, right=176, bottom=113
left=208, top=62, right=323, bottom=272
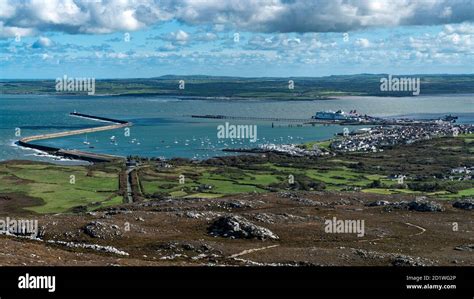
left=83, top=221, right=122, bottom=239
left=278, top=192, right=322, bottom=206
left=208, top=215, right=279, bottom=240
left=247, top=212, right=309, bottom=224
left=47, top=240, right=129, bottom=256
left=367, top=200, right=390, bottom=207
left=391, top=255, right=431, bottom=266
left=452, top=199, right=474, bottom=210
left=370, top=199, right=444, bottom=212
left=405, top=199, right=444, bottom=212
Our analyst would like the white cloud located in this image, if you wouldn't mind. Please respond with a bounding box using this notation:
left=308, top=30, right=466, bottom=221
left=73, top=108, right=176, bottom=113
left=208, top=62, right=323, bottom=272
left=32, top=36, right=53, bottom=48
left=355, top=38, right=371, bottom=48
left=0, top=0, right=473, bottom=38
left=173, top=0, right=474, bottom=33
left=157, top=42, right=177, bottom=51
left=158, top=29, right=190, bottom=45
left=174, top=30, right=189, bottom=43
left=153, top=29, right=218, bottom=47
left=107, top=52, right=128, bottom=59
left=409, top=23, right=473, bottom=54
left=0, top=0, right=172, bottom=37
left=0, top=21, right=35, bottom=38
left=195, top=32, right=218, bottom=42
left=41, top=53, right=52, bottom=60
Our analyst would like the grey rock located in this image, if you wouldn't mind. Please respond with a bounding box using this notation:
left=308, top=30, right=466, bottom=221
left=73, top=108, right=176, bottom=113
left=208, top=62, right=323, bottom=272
left=208, top=215, right=279, bottom=240
left=367, top=200, right=390, bottom=207
left=407, top=199, right=444, bottom=212
left=454, top=244, right=474, bottom=251
left=83, top=221, right=122, bottom=239
left=386, top=199, right=444, bottom=212
left=452, top=199, right=474, bottom=210
left=391, top=255, right=427, bottom=266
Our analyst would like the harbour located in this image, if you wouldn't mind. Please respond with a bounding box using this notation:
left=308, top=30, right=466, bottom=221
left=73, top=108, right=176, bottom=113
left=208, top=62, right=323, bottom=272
left=190, top=110, right=460, bottom=126
left=1, top=94, right=473, bottom=162
left=16, top=112, right=132, bottom=163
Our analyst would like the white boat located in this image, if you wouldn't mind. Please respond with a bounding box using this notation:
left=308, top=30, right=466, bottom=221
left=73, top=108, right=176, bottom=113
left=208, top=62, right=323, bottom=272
left=83, top=135, right=90, bottom=145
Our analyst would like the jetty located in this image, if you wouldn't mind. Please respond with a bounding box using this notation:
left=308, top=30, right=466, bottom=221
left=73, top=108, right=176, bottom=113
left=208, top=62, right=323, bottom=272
left=17, top=112, right=132, bottom=163
left=189, top=114, right=312, bottom=123
left=189, top=114, right=382, bottom=125
left=188, top=114, right=455, bottom=126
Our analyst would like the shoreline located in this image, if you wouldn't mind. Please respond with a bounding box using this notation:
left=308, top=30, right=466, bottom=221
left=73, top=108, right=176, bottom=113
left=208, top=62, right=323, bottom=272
left=9, top=140, right=91, bottom=165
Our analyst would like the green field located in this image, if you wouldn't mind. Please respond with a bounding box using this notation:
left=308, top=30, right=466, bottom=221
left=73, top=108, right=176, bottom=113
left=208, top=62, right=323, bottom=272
left=0, top=161, right=121, bottom=213
left=1, top=134, right=472, bottom=214
left=136, top=135, right=474, bottom=200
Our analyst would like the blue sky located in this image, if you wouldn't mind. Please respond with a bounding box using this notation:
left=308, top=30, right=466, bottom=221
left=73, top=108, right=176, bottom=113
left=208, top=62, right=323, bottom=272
left=0, top=0, right=473, bottom=79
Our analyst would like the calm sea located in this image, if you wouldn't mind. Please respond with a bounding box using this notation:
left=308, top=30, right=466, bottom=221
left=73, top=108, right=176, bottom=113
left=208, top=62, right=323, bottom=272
left=1, top=94, right=473, bottom=163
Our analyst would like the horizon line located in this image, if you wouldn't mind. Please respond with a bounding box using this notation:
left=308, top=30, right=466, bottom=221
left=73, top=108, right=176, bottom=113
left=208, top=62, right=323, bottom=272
left=2, top=72, right=474, bottom=81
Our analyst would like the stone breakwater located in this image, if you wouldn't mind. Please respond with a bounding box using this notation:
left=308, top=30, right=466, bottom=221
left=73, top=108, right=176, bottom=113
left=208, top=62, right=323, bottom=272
left=17, top=112, right=132, bottom=163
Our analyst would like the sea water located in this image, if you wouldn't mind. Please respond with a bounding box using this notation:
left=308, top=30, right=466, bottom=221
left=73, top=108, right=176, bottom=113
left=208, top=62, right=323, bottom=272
left=0, top=94, right=473, bottom=163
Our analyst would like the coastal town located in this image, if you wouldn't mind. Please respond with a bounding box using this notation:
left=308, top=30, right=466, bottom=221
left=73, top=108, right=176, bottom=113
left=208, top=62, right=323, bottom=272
left=329, top=122, right=474, bottom=153
left=225, top=110, right=474, bottom=157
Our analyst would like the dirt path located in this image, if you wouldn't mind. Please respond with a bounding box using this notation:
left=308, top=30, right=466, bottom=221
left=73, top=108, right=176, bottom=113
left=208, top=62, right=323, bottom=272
left=405, top=222, right=427, bottom=236
left=358, top=222, right=427, bottom=243
left=228, top=245, right=280, bottom=259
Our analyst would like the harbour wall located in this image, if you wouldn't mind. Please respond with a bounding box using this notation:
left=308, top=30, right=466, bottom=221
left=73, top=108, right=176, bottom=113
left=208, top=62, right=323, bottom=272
left=17, top=112, right=132, bottom=163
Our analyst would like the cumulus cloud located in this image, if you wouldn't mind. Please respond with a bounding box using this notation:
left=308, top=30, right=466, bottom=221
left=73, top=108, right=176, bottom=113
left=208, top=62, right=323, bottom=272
left=172, top=29, right=189, bottom=44
left=246, top=34, right=304, bottom=51
left=171, top=0, right=474, bottom=33
left=355, top=38, right=371, bottom=48
left=149, top=29, right=218, bottom=48
left=194, top=32, right=218, bottom=42
left=156, top=42, right=177, bottom=52
left=0, top=21, right=35, bottom=38
left=409, top=23, right=473, bottom=54
left=155, top=29, right=190, bottom=46
left=0, top=0, right=473, bottom=38
left=32, top=36, right=53, bottom=48
left=0, top=0, right=172, bottom=37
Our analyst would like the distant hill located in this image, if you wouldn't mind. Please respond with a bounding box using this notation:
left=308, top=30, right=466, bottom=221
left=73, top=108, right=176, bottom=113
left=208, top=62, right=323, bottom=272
left=1, top=74, right=473, bottom=99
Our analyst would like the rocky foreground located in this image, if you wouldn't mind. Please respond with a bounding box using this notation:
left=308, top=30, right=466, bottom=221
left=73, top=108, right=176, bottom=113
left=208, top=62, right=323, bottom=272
left=0, top=193, right=472, bottom=266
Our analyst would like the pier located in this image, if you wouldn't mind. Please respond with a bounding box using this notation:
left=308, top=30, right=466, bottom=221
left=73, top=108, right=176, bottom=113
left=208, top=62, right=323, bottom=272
left=188, top=114, right=450, bottom=126
left=17, top=112, right=132, bottom=163
left=189, top=114, right=382, bottom=125
left=70, top=112, right=130, bottom=124
left=189, top=114, right=314, bottom=123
